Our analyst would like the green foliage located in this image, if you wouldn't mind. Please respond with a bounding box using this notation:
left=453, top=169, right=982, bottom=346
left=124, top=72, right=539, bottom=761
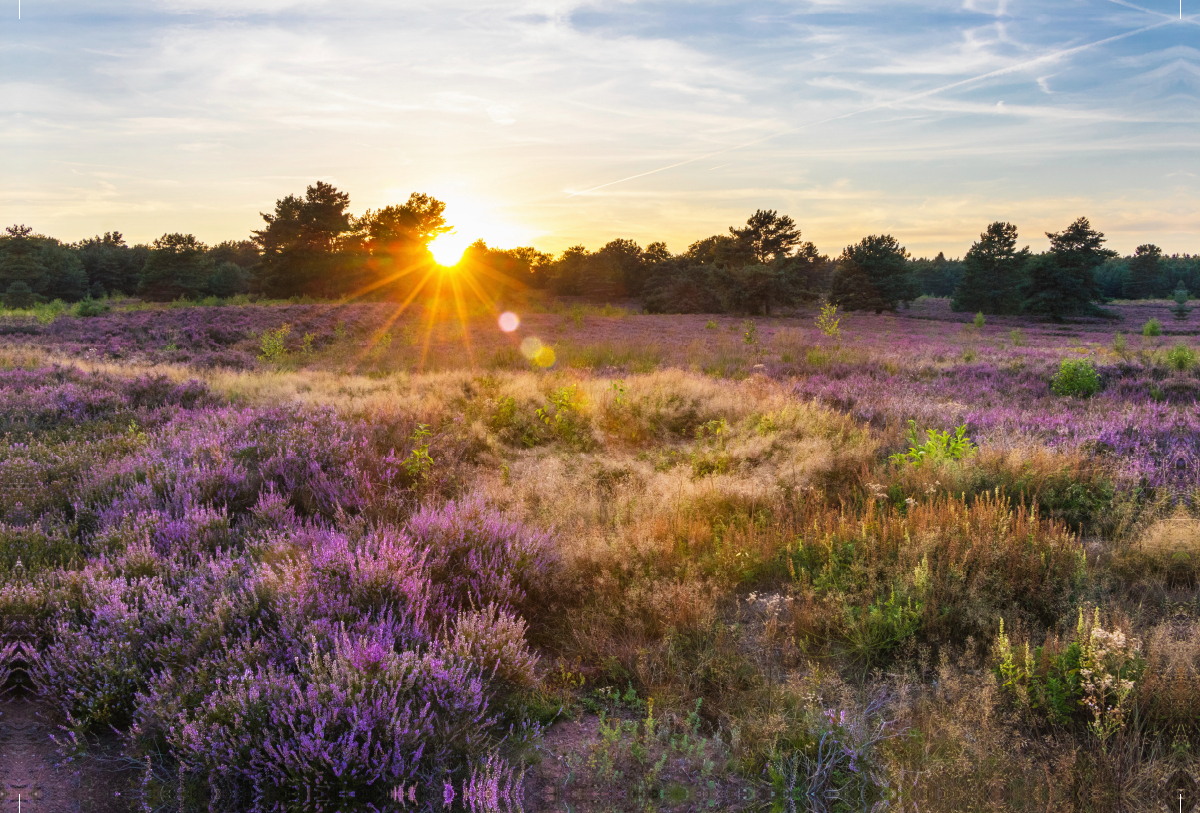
left=704, top=320, right=718, bottom=330
left=258, top=323, right=292, bottom=362
left=815, top=302, right=842, bottom=339
left=1122, top=243, right=1162, bottom=299
left=402, top=423, right=434, bottom=480
left=830, top=234, right=915, bottom=313
left=1171, top=282, right=1192, bottom=321
left=535, top=386, right=593, bottom=450
left=1009, top=327, right=1026, bottom=346
left=973, top=311, right=985, bottom=329
left=1022, top=217, right=1116, bottom=320
left=1051, top=359, right=1101, bottom=398
left=843, top=587, right=922, bottom=664
left=73, top=297, right=110, bottom=317
left=1142, top=318, right=1163, bottom=337
left=889, top=420, right=976, bottom=466
left=1112, top=332, right=1127, bottom=356
left=952, top=221, right=1028, bottom=314
left=1167, top=342, right=1196, bottom=372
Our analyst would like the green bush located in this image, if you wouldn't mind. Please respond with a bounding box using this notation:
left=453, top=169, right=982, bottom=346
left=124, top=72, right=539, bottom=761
left=1167, top=342, right=1196, bottom=372
left=889, top=420, right=975, bottom=466
left=973, top=311, right=985, bottom=329
left=73, top=297, right=110, bottom=318
left=1142, top=318, right=1162, bottom=337
left=1051, top=359, right=1100, bottom=398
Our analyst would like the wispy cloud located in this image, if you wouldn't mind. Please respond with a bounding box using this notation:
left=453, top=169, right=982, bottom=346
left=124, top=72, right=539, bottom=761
left=1, top=0, right=1196, bottom=254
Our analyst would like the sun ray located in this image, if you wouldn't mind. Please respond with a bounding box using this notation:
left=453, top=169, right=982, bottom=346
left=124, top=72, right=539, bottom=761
left=448, top=273, right=476, bottom=368
left=351, top=267, right=439, bottom=367
left=337, top=256, right=430, bottom=304
left=417, top=271, right=447, bottom=372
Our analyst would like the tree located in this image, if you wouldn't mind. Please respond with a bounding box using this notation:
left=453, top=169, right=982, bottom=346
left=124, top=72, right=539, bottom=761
left=910, top=252, right=963, bottom=297
left=547, top=246, right=590, bottom=295
left=358, top=193, right=451, bottom=250
left=1, top=225, right=88, bottom=303
left=952, top=222, right=1029, bottom=314
left=830, top=235, right=915, bottom=313
left=1022, top=217, right=1117, bottom=320
left=729, top=210, right=802, bottom=264
left=76, top=231, right=147, bottom=297
left=1122, top=244, right=1162, bottom=300
left=138, top=234, right=211, bottom=301
left=586, top=238, right=644, bottom=298
left=684, top=233, right=752, bottom=270
left=253, top=181, right=356, bottom=298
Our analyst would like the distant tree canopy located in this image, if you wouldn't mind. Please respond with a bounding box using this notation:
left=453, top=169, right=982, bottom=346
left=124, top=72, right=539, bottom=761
left=830, top=234, right=915, bottom=313
left=909, top=252, right=963, bottom=298
left=8, top=188, right=1195, bottom=320
left=952, top=222, right=1029, bottom=314
left=1122, top=244, right=1163, bottom=300
left=643, top=210, right=825, bottom=315
left=0, top=225, right=89, bottom=306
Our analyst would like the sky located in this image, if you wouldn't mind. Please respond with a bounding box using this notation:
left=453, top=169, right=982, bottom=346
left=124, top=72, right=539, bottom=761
left=2, top=0, right=1198, bottom=258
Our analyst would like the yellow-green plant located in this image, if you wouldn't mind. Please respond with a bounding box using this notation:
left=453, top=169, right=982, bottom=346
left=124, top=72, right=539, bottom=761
left=816, top=302, right=842, bottom=339
left=259, top=323, right=291, bottom=361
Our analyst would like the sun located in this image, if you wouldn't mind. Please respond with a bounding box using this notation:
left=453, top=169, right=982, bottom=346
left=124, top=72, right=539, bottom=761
left=429, top=232, right=470, bottom=267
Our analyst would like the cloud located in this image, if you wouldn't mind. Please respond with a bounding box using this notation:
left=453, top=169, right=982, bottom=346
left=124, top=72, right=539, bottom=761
left=2, top=0, right=1196, bottom=255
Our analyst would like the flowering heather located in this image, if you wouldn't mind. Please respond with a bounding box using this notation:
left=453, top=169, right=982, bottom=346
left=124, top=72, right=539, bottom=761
left=0, top=364, right=543, bottom=811
left=4, top=299, right=1200, bottom=812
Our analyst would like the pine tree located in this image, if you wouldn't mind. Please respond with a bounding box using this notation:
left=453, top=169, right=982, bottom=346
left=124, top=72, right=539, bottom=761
left=831, top=235, right=914, bottom=313
left=1022, top=217, right=1116, bottom=321
left=951, top=222, right=1028, bottom=314
left=1122, top=244, right=1162, bottom=300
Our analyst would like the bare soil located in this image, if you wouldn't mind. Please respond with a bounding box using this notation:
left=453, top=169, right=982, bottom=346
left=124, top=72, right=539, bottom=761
left=0, top=698, right=134, bottom=813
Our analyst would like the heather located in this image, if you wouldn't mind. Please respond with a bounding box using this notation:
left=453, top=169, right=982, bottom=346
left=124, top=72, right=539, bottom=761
left=2, top=299, right=1200, bottom=812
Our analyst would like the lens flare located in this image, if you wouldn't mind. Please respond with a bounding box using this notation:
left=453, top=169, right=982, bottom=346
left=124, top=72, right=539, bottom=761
left=498, top=312, right=520, bottom=332
left=519, top=336, right=555, bottom=367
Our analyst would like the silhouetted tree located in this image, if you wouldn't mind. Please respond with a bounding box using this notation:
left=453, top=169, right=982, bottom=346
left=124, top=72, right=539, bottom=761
left=254, top=182, right=356, bottom=298
left=952, top=222, right=1029, bottom=314
left=831, top=235, right=914, bottom=313
left=548, top=245, right=590, bottom=295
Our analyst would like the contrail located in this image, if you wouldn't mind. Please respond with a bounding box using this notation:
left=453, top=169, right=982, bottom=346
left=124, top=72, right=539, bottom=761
left=566, top=18, right=1173, bottom=197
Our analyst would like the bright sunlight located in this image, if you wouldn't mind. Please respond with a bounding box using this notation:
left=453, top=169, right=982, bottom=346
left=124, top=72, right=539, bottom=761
left=429, top=232, right=470, bottom=266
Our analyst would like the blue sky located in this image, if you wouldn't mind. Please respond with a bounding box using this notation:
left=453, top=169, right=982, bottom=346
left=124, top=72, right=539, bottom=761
left=2, top=0, right=1197, bottom=257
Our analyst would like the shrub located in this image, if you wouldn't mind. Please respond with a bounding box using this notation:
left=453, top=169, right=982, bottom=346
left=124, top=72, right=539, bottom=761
left=815, top=302, right=841, bottom=339
left=889, top=420, right=975, bottom=466
left=73, top=297, right=110, bottom=317
left=406, top=495, right=557, bottom=616
left=258, top=323, right=291, bottom=361
left=973, top=311, right=985, bottom=329
left=166, top=631, right=492, bottom=808
left=448, top=603, right=539, bottom=688
left=784, top=493, right=1084, bottom=655
left=1009, top=327, right=1026, bottom=346
left=1167, top=342, right=1196, bottom=372
left=1051, top=359, right=1100, bottom=397
left=1142, top=318, right=1162, bottom=337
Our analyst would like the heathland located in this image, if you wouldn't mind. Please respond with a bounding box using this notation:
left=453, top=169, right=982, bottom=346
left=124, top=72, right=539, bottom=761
left=1, top=291, right=1199, bottom=813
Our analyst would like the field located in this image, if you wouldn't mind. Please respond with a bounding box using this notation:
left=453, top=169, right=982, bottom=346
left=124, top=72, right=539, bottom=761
left=2, top=297, right=1198, bottom=812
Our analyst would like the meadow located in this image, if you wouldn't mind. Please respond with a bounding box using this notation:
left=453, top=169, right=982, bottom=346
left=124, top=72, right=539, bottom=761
left=1, top=295, right=1198, bottom=812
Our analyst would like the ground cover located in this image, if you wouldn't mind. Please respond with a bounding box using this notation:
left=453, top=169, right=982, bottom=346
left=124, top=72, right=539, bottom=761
left=1, top=298, right=1198, bottom=812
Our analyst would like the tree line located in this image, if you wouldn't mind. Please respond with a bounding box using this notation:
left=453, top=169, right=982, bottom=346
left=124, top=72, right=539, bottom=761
left=2, top=180, right=1196, bottom=321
